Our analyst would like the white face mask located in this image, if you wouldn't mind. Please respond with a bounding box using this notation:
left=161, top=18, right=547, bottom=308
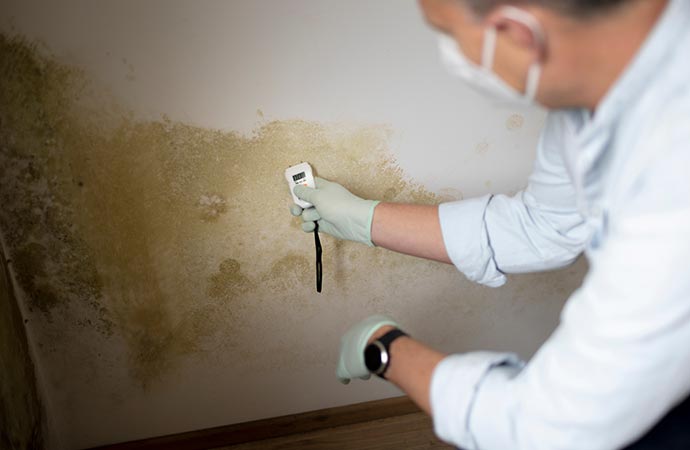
left=438, top=6, right=544, bottom=106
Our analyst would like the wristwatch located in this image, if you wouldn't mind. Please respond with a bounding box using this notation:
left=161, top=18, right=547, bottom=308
left=364, top=329, right=408, bottom=379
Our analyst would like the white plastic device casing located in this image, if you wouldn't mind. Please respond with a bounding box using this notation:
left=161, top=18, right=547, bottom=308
left=285, top=162, right=315, bottom=209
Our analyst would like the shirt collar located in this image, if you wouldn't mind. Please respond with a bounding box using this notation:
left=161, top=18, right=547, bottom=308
left=583, top=0, right=689, bottom=135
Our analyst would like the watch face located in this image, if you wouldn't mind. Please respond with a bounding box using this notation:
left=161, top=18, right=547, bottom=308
left=364, top=343, right=383, bottom=373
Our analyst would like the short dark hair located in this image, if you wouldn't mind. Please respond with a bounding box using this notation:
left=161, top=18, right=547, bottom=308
left=465, top=0, right=634, bottom=18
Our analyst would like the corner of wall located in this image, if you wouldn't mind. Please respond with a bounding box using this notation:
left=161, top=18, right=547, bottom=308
left=0, top=235, right=55, bottom=449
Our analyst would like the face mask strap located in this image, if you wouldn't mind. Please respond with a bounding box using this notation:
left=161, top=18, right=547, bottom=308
left=481, top=27, right=498, bottom=71
left=483, top=6, right=545, bottom=100
left=500, top=6, right=545, bottom=101
left=498, top=6, right=547, bottom=48
left=525, top=63, right=542, bottom=101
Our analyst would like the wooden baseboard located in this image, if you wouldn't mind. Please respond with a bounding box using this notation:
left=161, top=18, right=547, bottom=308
left=88, top=396, right=419, bottom=450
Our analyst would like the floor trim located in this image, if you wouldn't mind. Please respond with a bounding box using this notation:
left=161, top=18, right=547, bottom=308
left=88, top=396, right=418, bottom=450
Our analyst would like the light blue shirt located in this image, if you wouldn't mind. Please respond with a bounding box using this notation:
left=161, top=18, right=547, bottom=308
left=432, top=0, right=690, bottom=448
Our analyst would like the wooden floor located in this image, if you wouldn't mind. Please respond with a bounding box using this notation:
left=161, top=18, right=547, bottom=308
left=216, top=412, right=453, bottom=450
left=89, top=397, right=453, bottom=450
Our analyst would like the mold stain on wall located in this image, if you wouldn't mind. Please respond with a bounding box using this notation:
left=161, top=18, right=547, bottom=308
left=506, top=113, right=525, bottom=131
left=0, top=33, right=447, bottom=388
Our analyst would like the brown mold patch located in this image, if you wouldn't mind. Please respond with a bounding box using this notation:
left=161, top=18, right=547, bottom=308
left=475, top=140, right=489, bottom=155
left=197, top=193, right=228, bottom=222
left=0, top=32, right=444, bottom=386
left=0, top=34, right=107, bottom=325
left=506, top=113, right=524, bottom=131
left=119, top=299, right=199, bottom=387
left=263, top=253, right=311, bottom=293
left=438, top=188, right=464, bottom=202
left=208, top=258, right=254, bottom=300
left=11, top=243, right=58, bottom=313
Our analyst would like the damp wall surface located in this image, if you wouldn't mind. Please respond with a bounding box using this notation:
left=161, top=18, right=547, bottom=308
left=0, top=1, right=587, bottom=448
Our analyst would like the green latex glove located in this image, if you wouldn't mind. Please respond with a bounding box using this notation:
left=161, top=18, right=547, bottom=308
left=290, top=177, right=380, bottom=247
left=337, top=315, right=400, bottom=384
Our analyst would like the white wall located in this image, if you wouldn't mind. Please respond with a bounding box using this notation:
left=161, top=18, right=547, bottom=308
left=2, top=0, right=546, bottom=195
left=0, top=1, right=585, bottom=448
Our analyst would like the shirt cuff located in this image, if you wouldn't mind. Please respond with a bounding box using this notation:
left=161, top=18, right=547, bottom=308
left=430, top=352, right=524, bottom=449
left=439, top=196, right=507, bottom=287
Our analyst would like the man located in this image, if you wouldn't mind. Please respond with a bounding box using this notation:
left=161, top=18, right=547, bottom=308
left=290, top=0, right=690, bottom=448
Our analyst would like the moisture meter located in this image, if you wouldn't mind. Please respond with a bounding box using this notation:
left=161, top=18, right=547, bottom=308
left=284, top=161, right=322, bottom=293
left=285, top=162, right=316, bottom=209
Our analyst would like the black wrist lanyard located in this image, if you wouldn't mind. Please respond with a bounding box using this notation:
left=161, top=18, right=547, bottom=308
left=314, top=223, right=322, bottom=293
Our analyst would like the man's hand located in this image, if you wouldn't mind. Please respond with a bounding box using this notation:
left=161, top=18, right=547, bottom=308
left=336, top=315, right=400, bottom=384
left=338, top=314, right=446, bottom=416
left=289, top=177, right=451, bottom=263
left=290, top=177, right=380, bottom=247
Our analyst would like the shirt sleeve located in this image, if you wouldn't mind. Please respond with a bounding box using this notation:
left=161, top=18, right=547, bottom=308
left=439, top=112, right=590, bottom=287
left=430, top=121, right=690, bottom=450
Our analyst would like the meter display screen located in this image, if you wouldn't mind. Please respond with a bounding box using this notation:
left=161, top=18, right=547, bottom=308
left=292, top=172, right=306, bottom=182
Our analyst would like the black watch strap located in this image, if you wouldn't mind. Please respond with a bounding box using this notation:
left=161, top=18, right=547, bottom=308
left=378, top=328, right=408, bottom=348
left=372, top=328, right=408, bottom=379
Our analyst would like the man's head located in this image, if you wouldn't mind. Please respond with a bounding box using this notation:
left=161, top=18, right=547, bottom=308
left=464, top=0, right=633, bottom=18
left=419, top=0, right=669, bottom=109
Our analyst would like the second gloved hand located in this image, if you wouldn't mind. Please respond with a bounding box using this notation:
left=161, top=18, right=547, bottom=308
left=337, top=314, right=400, bottom=384
left=291, top=177, right=380, bottom=247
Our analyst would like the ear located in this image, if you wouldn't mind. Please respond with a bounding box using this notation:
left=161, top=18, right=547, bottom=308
left=485, top=7, right=547, bottom=61
left=418, top=0, right=466, bottom=35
